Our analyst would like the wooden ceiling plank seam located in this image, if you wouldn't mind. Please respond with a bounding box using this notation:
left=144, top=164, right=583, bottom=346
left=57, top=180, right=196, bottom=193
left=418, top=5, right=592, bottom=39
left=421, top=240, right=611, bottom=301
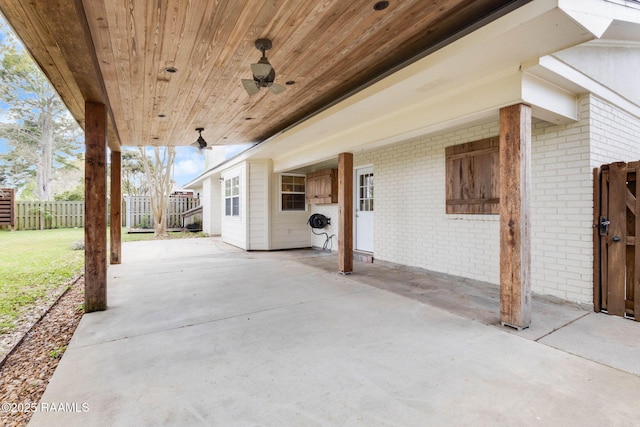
left=129, top=0, right=150, bottom=145
left=170, top=0, right=260, bottom=144
left=160, top=0, right=218, bottom=145
left=163, top=0, right=250, bottom=146
left=141, top=0, right=167, bottom=145
left=270, top=1, right=351, bottom=77
left=94, top=0, right=137, bottom=145
left=150, top=0, right=192, bottom=143
left=284, top=1, right=439, bottom=82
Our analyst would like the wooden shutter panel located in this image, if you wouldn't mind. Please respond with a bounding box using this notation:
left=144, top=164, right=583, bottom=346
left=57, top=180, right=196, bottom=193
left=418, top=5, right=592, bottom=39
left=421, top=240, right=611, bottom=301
left=445, top=137, right=500, bottom=214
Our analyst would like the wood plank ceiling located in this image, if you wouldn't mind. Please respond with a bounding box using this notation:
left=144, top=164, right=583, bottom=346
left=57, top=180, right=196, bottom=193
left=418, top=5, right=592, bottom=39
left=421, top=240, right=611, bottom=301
left=0, top=0, right=525, bottom=150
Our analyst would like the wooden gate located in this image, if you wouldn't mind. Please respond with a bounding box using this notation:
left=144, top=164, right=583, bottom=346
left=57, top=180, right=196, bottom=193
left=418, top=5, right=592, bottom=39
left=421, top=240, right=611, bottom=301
left=594, top=161, right=639, bottom=320
left=0, top=188, right=15, bottom=230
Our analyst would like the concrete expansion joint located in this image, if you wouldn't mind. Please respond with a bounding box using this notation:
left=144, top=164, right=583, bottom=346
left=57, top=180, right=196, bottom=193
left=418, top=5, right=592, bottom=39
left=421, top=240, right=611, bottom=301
left=534, top=312, right=590, bottom=342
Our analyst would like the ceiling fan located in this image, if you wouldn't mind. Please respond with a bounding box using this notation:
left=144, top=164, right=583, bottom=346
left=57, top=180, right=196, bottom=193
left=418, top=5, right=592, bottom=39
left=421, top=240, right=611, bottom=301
left=241, top=38, right=286, bottom=96
left=190, top=127, right=212, bottom=151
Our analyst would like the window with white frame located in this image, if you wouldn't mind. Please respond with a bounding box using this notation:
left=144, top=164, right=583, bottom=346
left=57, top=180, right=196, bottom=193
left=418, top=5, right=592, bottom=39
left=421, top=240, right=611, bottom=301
left=224, top=176, right=240, bottom=216
left=280, top=174, right=306, bottom=211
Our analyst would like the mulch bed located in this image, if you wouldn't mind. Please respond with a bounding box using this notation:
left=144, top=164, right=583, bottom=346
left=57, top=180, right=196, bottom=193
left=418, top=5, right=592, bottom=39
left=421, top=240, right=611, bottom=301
left=0, top=278, right=84, bottom=427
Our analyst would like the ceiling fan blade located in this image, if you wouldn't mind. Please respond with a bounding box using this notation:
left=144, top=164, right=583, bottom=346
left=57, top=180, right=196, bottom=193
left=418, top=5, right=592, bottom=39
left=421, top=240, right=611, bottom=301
left=269, top=83, right=286, bottom=95
left=241, top=79, right=260, bottom=96
left=251, top=62, right=272, bottom=79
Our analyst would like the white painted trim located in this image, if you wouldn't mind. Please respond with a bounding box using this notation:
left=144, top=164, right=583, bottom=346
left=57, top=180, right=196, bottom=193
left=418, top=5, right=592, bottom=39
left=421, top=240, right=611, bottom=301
left=278, top=173, right=308, bottom=213
left=536, top=55, right=640, bottom=119
left=521, top=73, right=578, bottom=124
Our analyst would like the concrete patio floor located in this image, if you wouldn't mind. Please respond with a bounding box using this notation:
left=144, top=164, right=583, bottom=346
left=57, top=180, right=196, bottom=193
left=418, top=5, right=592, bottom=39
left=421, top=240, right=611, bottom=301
left=29, top=238, right=640, bottom=426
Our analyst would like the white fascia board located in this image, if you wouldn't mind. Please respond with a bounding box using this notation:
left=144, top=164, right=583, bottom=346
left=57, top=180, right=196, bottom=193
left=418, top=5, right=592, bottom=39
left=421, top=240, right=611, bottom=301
left=521, top=72, right=578, bottom=123
left=558, top=0, right=615, bottom=37
left=535, top=54, right=640, bottom=118
left=183, top=146, right=259, bottom=188
left=273, top=71, right=525, bottom=172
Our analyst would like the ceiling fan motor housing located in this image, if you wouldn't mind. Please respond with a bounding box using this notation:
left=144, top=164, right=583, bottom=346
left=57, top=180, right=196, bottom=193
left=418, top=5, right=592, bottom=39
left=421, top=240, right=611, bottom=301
left=255, top=38, right=272, bottom=51
left=242, top=38, right=285, bottom=96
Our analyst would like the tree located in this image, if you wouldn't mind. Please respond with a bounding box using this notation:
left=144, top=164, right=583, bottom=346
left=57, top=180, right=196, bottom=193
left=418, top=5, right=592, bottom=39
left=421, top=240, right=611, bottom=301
left=0, top=19, right=82, bottom=200
left=121, top=150, right=149, bottom=196
left=139, top=146, right=176, bottom=237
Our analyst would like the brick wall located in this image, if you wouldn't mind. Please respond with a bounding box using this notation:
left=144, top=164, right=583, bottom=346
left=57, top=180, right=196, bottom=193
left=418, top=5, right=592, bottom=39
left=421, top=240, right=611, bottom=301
left=530, top=96, right=592, bottom=303
left=354, top=121, right=501, bottom=284
left=589, top=94, right=640, bottom=167
left=350, top=94, right=640, bottom=306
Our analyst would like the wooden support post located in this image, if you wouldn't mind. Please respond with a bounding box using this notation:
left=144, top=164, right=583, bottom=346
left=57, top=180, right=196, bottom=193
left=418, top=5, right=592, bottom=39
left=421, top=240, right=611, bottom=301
left=499, top=104, right=531, bottom=329
left=110, top=150, right=122, bottom=265
left=338, top=152, right=353, bottom=274
left=85, top=102, right=108, bottom=312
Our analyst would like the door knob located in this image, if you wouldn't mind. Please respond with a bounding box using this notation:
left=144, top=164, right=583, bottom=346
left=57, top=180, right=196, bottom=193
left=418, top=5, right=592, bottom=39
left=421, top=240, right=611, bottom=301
left=612, top=236, right=621, bottom=242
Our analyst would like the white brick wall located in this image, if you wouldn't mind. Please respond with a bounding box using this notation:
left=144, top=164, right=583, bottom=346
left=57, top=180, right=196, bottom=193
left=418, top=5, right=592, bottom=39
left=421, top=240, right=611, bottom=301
left=348, top=94, right=640, bottom=306
left=530, top=96, right=592, bottom=303
left=589, top=94, right=640, bottom=167
left=354, top=121, right=501, bottom=284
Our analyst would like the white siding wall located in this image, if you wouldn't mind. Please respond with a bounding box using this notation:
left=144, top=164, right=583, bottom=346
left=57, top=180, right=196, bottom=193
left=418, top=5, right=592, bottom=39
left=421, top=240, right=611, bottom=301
left=201, top=180, right=212, bottom=234
left=204, top=176, right=222, bottom=235
left=248, top=160, right=271, bottom=250
left=270, top=173, right=311, bottom=249
left=221, top=163, right=247, bottom=249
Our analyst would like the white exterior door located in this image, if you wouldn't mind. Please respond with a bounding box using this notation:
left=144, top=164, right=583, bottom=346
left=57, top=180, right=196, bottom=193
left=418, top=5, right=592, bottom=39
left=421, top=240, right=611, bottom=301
left=355, top=167, right=374, bottom=252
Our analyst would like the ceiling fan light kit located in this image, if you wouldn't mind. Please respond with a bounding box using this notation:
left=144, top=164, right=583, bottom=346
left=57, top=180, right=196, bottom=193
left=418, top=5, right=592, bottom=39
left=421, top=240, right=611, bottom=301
left=191, top=127, right=212, bottom=151
left=241, top=38, right=286, bottom=96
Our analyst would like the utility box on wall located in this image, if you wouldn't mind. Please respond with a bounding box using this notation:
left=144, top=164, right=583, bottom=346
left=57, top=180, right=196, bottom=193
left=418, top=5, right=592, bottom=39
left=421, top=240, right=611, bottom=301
left=306, top=169, right=338, bottom=204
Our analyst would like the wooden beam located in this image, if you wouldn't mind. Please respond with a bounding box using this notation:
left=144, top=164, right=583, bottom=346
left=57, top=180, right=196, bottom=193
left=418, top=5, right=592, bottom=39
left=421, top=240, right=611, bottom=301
left=110, top=150, right=122, bottom=265
left=85, top=102, right=108, bottom=312
left=338, top=153, right=353, bottom=274
left=499, top=104, right=531, bottom=329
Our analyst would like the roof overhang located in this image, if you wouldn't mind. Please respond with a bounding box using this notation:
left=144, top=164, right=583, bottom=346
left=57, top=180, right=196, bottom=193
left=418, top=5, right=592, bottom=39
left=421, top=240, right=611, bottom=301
left=224, top=0, right=640, bottom=173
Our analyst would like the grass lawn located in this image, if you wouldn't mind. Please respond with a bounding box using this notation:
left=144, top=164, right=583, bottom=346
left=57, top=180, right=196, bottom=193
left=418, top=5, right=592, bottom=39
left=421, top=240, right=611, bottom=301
left=0, top=227, right=205, bottom=333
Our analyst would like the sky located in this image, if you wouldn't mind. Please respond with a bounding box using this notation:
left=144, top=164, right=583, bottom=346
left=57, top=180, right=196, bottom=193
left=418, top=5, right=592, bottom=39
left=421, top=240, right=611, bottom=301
left=0, top=15, right=252, bottom=188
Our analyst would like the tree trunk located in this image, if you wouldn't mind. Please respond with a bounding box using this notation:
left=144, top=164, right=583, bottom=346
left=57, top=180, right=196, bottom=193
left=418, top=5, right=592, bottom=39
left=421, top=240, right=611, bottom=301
left=37, top=110, right=54, bottom=200
left=139, top=146, right=176, bottom=238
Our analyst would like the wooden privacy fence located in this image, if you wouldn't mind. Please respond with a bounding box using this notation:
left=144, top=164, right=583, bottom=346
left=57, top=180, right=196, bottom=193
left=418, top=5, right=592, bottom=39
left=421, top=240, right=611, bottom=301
left=14, top=201, right=85, bottom=230
left=594, top=161, right=639, bottom=321
left=125, top=196, right=199, bottom=232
